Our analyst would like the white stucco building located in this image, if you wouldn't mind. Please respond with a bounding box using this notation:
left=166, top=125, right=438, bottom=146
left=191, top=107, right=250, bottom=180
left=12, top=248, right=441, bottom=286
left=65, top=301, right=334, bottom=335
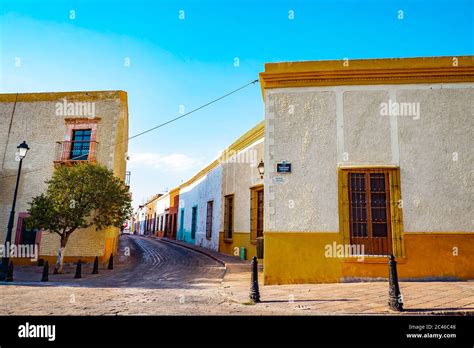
left=259, top=56, right=474, bottom=284
left=177, top=163, right=222, bottom=251
left=175, top=122, right=264, bottom=258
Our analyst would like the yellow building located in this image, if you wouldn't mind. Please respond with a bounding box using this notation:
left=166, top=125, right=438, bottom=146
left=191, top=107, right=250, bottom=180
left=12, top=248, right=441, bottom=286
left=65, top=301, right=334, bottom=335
left=143, top=194, right=162, bottom=235
left=0, top=91, right=129, bottom=264
left=259, top=56, right=474, bottom=284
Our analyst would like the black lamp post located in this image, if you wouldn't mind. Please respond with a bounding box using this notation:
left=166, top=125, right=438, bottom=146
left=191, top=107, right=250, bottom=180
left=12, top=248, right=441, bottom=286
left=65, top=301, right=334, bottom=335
left=0, top=141, right=29, bottom=280
left=257, top=160, right=264, bottom=179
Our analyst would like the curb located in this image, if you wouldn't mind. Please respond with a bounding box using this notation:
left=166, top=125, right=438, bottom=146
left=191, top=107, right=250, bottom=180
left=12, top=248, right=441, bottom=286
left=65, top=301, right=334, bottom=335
left=152, top=237, right=243, bottom=304
left=142, top=235, right=259, bottom=305
left=151, top=236, right=227, bottom=268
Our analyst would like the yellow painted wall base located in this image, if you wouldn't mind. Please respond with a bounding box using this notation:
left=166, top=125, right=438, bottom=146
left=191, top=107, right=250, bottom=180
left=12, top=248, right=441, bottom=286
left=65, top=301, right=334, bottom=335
left=219, top=232, right=257, bottom=260
left=264, top=232, right=474, bottom=285
left=103, top=227, right=120, bottom=260
left=104, top=238, right=115, bottom=261
left=342, top=233, right=474, bottom=280
left=264, top=232, right=343, bottom=285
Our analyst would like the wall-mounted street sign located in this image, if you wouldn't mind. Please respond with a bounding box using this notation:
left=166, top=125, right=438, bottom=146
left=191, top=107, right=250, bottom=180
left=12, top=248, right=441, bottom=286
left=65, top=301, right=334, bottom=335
left=276, top=161, right=291, bottom=174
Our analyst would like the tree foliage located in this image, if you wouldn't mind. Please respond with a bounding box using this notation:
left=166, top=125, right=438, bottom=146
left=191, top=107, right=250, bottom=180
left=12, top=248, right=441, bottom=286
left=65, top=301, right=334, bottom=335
left=27, top=163, right=132, bottom=247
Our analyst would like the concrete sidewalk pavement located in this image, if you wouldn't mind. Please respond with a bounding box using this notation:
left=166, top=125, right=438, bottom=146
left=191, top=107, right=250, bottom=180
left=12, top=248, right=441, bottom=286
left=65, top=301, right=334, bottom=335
left=155, top=236, right=474, bottom=315
left=223, top=274, right=474, bottom=315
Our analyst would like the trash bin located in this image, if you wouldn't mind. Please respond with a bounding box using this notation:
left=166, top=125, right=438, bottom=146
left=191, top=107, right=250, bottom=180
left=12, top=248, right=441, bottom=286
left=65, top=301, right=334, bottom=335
left=239, top=246, right=246, bottom=260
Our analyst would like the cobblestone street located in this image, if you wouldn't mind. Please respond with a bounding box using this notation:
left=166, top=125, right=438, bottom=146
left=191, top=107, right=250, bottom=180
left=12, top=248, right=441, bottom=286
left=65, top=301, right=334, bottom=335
left=0, top=235, right=237, bottom=315
left=0, top=235, right=473, bottom=315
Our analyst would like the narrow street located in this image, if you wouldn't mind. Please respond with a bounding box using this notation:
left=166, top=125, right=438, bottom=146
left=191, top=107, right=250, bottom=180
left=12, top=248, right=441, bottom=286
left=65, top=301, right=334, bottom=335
left=89, top=235, right=226, bottom=289
left=0, top=235, right=243, bottom=315
left=1, top=235, right=473, bottom=316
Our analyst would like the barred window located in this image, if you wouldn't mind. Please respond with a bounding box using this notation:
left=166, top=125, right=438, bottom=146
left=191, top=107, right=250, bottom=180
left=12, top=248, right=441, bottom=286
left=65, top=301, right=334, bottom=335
left=348, top=169, right=392, bottom=255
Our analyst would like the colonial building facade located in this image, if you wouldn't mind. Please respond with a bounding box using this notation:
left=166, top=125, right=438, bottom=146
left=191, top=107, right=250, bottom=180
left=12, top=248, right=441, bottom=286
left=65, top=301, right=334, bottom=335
left=143, top=193, right=162, bottom=235
left=259, top=56, right=474, bottom=284
left=177, top=160, right=222, bottom=250
left=218, top=122, right=264, bottom=260
left=173, top=122, right=264, bottom=257
left=138, top=189, right=179, bottom=239
left=154, top=193, right=169, bottom=238
left=0, top=90, right=129, bottom=264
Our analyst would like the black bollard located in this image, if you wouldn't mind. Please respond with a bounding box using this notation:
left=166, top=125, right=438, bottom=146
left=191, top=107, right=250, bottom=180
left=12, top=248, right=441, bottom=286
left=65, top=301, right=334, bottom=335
left=249, top=256, right=260, bottom=303
left=92, top=256, right=99, bottom=274
left=5, top=261, right=13, bottom=282
left=41, top=261, right=49, bottom=282
left=107, top=254, right=114, bottom=270
left=388, top=254, right=404, bottom=311
left=74, top=259, right=82, bottom=279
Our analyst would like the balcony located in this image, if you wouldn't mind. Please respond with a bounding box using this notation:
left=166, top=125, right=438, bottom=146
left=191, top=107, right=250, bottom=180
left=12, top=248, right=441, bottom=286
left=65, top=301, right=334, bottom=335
left=54, top=140, right=98, bottom=165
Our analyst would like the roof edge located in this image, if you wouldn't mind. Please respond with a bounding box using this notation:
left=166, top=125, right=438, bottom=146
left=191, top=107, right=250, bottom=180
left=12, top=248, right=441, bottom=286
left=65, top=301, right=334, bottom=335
left=259, top=55, right=474, bottom=97
left=0, top=90, right=128, bottom=103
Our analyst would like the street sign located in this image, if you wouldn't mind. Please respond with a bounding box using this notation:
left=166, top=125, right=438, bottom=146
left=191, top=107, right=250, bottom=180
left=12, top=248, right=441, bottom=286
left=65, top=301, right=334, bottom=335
left=277, top=162, right=291, bottom=173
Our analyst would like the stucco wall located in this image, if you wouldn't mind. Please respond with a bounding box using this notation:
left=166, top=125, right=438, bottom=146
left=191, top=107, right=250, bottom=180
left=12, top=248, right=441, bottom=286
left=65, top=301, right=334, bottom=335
left=221, top=139, right=264, bottom=232
left=155, top=194, right=169, bottom=233
left=265, top=83, right=473, bottom=234
left=263, top=82, right=473, bottom=284
left=396, top=88, right=473, bottom=232
left=265, top=90, right=339, bottom=233
left=219, top=139, right=264, bottom=259
left=177, top=165, right=222, bottom=251
left=0, top=91, right=128, bottom=260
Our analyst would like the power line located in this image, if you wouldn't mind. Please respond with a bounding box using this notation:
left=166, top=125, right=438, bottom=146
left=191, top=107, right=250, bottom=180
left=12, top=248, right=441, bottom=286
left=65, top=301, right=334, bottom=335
left=0, top=78, right=260, bottom=179
left=127, top=78, right=259, bottom=141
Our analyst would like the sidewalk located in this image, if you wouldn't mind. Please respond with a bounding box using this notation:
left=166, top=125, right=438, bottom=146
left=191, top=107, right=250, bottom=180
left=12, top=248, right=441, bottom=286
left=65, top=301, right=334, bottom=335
left=155, top=236, right=474, bottom=315
left=151, top=236, right=251, bottom=269
left=3, top=235, right=134, bottom=285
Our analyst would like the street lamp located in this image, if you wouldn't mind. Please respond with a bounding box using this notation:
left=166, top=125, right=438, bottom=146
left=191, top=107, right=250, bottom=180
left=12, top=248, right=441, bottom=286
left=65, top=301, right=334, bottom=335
left=0, top=141, right=29, bottom=280
left=257, top=160, right=264, bottom=179
left=17, top=141, right=29, bottom=159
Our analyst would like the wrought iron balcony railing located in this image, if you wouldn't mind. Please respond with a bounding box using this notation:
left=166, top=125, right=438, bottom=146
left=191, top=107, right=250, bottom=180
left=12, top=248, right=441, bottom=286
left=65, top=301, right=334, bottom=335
left=54, top=140, right=98, bottom=164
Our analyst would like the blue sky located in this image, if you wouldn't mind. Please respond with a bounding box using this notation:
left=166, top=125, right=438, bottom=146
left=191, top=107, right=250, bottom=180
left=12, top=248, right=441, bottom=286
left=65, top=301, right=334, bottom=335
left=1, top=0, right=473, bottom=207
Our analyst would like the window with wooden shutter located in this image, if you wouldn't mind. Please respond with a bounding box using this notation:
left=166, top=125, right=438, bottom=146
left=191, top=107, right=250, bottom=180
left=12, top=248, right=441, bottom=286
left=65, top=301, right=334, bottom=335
left=250, top=186, right=264, bottom=242
left=224, top=195, right=234, bottom=239
left=191, top=207, right=197, bottom=239
left=206, top=201, right=213, bottom=239
left=339, top=167, right=404, bottom=257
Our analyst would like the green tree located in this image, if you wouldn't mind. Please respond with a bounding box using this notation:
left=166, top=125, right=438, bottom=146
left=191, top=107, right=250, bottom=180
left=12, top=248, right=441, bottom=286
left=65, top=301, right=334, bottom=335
left=27, top=163, right=132, bottom=273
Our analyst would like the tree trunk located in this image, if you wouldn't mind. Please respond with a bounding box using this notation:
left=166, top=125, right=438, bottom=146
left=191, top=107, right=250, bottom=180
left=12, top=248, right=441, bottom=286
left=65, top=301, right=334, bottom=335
left=54, top=235, right=69, bottom=274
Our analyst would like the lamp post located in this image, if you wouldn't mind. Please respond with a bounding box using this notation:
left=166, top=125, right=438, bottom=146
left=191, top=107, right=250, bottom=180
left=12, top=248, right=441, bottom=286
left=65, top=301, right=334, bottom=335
left=0, top=141, right=29, bottom=280
left=257, top=160, right=264, bottom=179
